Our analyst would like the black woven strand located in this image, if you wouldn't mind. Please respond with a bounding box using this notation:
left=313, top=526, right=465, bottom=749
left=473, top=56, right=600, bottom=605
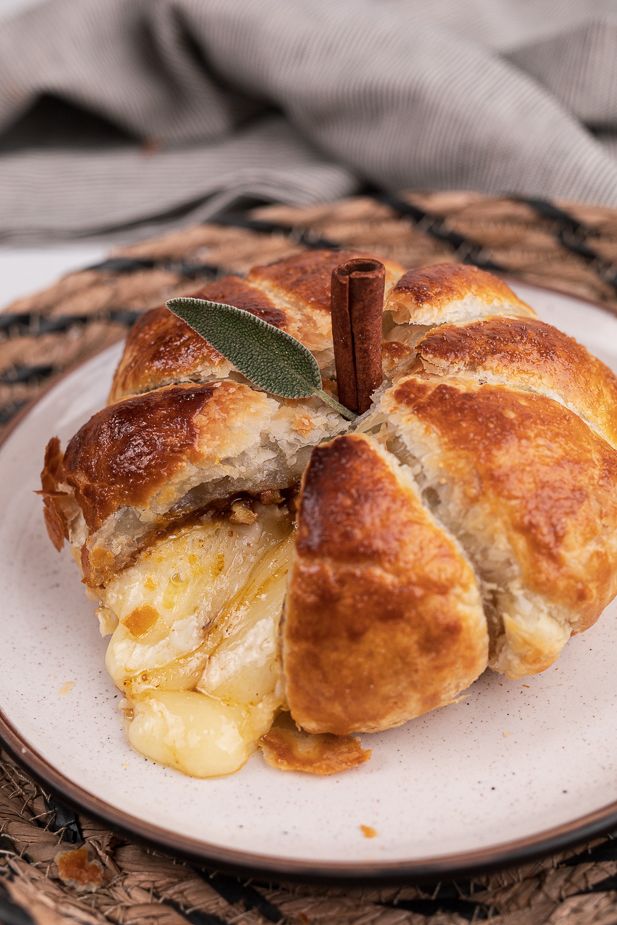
left=515, top=196, right=617, bottom=295
left=86, top=256, right=222, bottom=279
left=375, top=192, right=509, bottom=272
left=156, top=897, right=229, bottom=925
left=43, top=794, right=84, bottom=844
left=381, top=896, right=493, bottom=921
left=212, top=213, right=341, bottom=250
left=88, top=231, right=336, bottom=277
left=207, top=873, right=285, bottom=924
left=85, top=256, right=159, bottom=273
left=0, top=308, right=141, bottom=338
left=87, top=218, right=339, bottom=278
left=0, top=310, right=143, bottom=427
left=0, top=364, right=56, bottom=386
left=0, top=400, right=27, bottom=426
left=559, top=836, right=617, bottom=867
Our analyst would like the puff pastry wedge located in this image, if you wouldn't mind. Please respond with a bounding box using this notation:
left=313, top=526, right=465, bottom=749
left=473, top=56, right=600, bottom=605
left=41, top=251, right=617, bottom=777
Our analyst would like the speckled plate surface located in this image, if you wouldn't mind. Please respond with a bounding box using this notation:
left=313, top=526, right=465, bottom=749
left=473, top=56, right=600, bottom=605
left=2, top=282, right=617, bottom=881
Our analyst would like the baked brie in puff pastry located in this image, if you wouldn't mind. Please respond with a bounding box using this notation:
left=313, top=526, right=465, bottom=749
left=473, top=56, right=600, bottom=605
left=41, top=251, right=617, bottom=777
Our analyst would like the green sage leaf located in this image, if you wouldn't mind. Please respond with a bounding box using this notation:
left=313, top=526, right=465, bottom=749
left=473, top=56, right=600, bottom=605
left=166, top=296, right=355, bottom=420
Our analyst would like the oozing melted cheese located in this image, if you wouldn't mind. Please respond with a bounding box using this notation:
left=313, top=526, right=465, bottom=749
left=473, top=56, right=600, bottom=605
left=98, top=505, right=294, bottom=777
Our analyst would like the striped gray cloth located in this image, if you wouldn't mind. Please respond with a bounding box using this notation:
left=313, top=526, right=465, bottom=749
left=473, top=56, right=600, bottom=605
left=0, top=0, right=616, bottom=241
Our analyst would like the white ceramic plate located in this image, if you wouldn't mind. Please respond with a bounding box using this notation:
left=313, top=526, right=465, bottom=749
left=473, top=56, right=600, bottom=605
left=2, top=281, right=617, bottom=881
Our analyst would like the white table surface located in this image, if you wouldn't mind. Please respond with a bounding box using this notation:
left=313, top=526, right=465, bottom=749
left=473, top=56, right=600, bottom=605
left=0, top=245, right=108, bottom=307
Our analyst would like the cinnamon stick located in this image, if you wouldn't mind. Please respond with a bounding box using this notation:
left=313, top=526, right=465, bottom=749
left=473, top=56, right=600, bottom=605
left=330, top=257, right=385, bottom=414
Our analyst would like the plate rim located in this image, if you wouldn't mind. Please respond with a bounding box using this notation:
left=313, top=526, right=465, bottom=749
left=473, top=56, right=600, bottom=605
left=3, top=703, right=617, bottom=883
left=2, top=296, right=617, bottom=883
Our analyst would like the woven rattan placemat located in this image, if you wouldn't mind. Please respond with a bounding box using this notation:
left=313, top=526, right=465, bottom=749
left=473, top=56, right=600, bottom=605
left=2, top=191, right=617, bottom=925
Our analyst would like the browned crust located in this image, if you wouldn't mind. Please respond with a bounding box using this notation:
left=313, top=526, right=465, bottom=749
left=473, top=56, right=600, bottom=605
left=259, top=713, right=370, bottom=775
left=283, top=433, right=487, bottom=735
left=111, top=251, right=406, bottom=403
left=109, top=251, right=406, bottom=403
left=62, top=381, right=271, bottom=532
left=390, top=377, right=617, bottom=629
left=40, top=437, right=70, bottom=550
left=109, top=305, right=226, bottom=403
left=386, top=263, right=534, bottom=320
left=383, top=338, right=414, bottom=370
left=109, top=277, right=287, bottom=402
left=249, top=249, right=403, bottom=314
left=415, top=316, right=617, bottom=446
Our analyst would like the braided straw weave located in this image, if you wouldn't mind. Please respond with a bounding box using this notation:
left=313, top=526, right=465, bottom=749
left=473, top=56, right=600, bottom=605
left=2, top=191, right=617, bottom=925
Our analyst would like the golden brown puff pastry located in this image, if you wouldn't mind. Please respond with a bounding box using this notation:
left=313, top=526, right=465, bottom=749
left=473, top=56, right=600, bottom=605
left=40, top=253, right=617, bottom=777
left=283, top=433, right=487, bottom=734
left=413, top=315, right=617, bottom=448
left=248, top=248, right=404, bottom=317
left=46, top=380, right=345, bottom=586
left=385, top=262, right=535, bottom=326
left=365, top=376, right=617, bottom=678
left=259, top=712, right=371, bottom=775
left=111, top=250, right=406, bottom=403
left=379, top=263, right=538, bottom=379
left=110, top=277, right=312, bottom=404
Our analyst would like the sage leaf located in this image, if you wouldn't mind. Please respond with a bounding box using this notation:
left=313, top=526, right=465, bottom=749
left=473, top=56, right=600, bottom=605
left=166, top=297, right=355, bottom=420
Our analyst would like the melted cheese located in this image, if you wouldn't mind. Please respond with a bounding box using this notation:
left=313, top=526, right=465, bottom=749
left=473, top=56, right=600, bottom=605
left=128, top=691, right=255, bottom=778
left=198, top=534, right=291, bottom=706
left=99, top=506, right=294, bottom=777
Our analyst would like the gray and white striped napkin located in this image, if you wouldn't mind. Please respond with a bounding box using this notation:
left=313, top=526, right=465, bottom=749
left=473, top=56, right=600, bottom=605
left=0, top=0, right=616, bottom=241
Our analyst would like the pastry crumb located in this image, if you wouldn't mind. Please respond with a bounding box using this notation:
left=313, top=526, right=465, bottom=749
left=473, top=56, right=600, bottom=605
left=260, top=713, right=371, bottom=775
left=259, top=489, right=284, bottom=505
left=291, top=414, right=314, bottom=437
left=55, top=846, right=104, bottom=891
left=229, top=500, right=257, bottom=524
left=58, top=681, right=75, bottom=697
left=360, top=824, right=378, bottom=839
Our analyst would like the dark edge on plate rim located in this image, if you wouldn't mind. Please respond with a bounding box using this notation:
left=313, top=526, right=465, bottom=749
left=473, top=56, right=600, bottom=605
left=4, top=700, right=617, bottom=886
left=1, top=285, right=617, bottom=885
